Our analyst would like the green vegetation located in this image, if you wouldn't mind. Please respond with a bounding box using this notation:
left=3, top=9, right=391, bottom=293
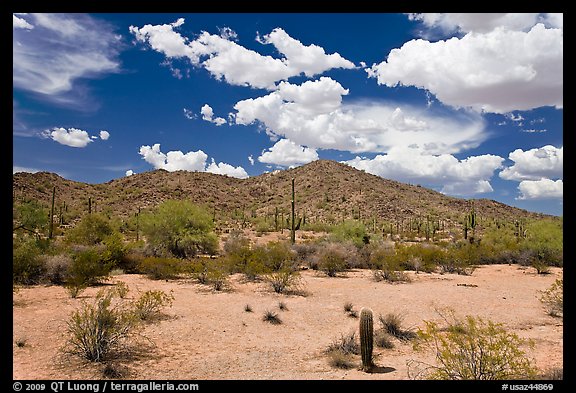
left=140, top=200, right=218, bottom=258
left=65, top=287, right=174, bottom=362
left=539, top=277, right=563, bottom=317
left=409, top=314, right=538, bottom=380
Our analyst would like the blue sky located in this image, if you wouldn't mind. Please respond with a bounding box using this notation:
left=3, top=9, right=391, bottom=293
left=13, top=13, right=563, bottom=216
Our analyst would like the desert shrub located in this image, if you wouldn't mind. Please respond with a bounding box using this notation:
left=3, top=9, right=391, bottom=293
left=66, top=290, right=135, bottom=362
left=409, top=315, right=538, bottom=380
left=521, top=218, right=563, bottom=267
left=101, top=232, right=127, bottom=266
left=398, top=243, right=446, bottom=273
left=13, top=237, right=46, bottom=285
left=244, top=304, right=253, bottom=313
left=441, top=242, right=478, bottom=275
left=278, top=301, right=288, bottom=311
left=13, top=200, right=49, bottom=236
left=116, top=248, right=146, bottom=274
left=137, top=256, right=183, bottom=280
left=114, top=281, right=130, bottom=299
left=140, top=200, right=219, bottom=258
left=371, top=249, right=411, bottom=283
left=314, top=242, right=349, bottom=277
left=41, top=254, right=72, bottom=285
left=539, top=277, right=563, bottom=317
left=326, top=331, right=360, bottom=355
left=132, top=290, right=174, bottom=321
left=265, top=269, right=304, bottom=294
left=379, top=312, right=416, bottom=341
left=67, top=247, right=113, bottom=287
left=262, top=310, right=282, bottom=324
left=327, top=350, right=356, bottom=369
left=330, top=220, right=369, bottom=248
left=292, top=242, right=320, bottom=269
left=374, top=329, right=395, bottom=349
left=261, top=241, right=297, bottom=272
left=65, top=213, right=115, bottom=246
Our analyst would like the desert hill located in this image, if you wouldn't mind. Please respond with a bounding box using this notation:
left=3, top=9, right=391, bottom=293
left=12, top=160, right=553, bottom=235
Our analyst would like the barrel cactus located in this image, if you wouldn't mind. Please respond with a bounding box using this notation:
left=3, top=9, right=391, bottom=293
left=359, top=307, right=374, bottom=371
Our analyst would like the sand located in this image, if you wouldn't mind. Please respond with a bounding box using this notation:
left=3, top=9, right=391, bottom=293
left=12, top=264, right=563, bottom=380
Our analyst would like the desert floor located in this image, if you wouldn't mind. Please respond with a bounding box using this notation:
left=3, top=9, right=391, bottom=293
left=13, top=263, right=563, bottom=380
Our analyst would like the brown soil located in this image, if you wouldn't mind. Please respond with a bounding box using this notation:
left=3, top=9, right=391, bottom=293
left=13, top=264, right=562, bottom=380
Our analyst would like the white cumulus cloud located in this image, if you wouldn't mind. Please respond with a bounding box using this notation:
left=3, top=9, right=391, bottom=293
left=517, top=179, right=563, bottom=200
left=233, top=77, right=486, bottom=155
left=499, top=145, right=563, bottom=181
left=45, top=127, right=93, bottom=148
left=368, top=22, right=563, bottom=113
left=258, top=139, right=319, bottom=167
left=138, top=143, right=248, bottom=179
left=130, top=19, right=355, bottom=90
left=200, top=104, right=227, bottom=126
left=99, top=130, right=110, bottom=140
left=206, top=159, right=249, bottom=178
left=407, top=13, right=560, bottom=34
left=125, top=169, right=134, bottom=176
left=343, top=146, right=504, bottom=196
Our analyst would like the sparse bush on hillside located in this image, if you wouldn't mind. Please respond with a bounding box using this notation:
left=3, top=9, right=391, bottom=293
left=140, top=200, right=218, bottom=258
left=408, top=314, right=538, bottom=380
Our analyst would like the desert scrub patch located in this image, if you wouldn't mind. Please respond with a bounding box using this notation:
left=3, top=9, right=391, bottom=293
left=326, top=331, right=360, bottom=356
left=262, top=310, right=282, bottom=325
left=137, top=256, right=183, bottom=280
left=65, top=290, right=136, bottom=362
left=132, top=290, right=174, bottom=321
left=408, top=314, right=538, bottom=380
left=244, top=304, right=253, bottom=313
left=378, top=312, right=416, bottom=342
left=265, top=269, right=305, bottom=295
left=539, top=277, right=563, bottom=318
left=343, top=302, right=358, bottom=318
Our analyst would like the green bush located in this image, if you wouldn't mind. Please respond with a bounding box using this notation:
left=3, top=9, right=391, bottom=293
left=67, top=247, right=113, bottom=287
left=65, top=213, right=115, bottom=245
left=132, top=290, right=174, bottom=321
left=409, top=315, right=538, bottom=380
left=330, top=220, right=369, bottom=248
left=66, top=290, right=135, bottom=362
left=140, top=200, right=218, bottom=258
left=315, top=242, right=349, bottom=277
left=13, top=238, right=46, bottom=285
left=539, top=277, right=563, bottom=317
left=138, top=256, right=184, bottom=280
left=266, top=269, right=303, bottom=294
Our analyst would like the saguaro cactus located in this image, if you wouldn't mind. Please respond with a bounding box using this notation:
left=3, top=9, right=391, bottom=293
left=291, top=177, right=296, bottom=244
left=359, top=307, right=374, bottom=372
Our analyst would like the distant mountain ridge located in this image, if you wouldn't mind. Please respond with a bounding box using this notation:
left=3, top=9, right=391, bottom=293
left=12, top=160, right=554, bottom=233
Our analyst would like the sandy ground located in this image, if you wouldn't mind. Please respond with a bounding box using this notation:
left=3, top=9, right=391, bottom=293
left=13, top=264, right=563, bottom=380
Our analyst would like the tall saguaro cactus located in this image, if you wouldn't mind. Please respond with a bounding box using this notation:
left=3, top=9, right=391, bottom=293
left=359, top=307, right=374, bottom=372
left=291, top=177, right=296, bottom=244
left=49, top=186, right=56, bottom=239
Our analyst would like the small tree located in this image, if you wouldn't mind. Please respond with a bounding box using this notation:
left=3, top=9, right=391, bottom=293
left=140, top=200, right=218, bottom=258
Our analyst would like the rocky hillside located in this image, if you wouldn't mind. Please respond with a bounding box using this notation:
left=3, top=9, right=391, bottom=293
left=12, top=160, right=553, bottom=234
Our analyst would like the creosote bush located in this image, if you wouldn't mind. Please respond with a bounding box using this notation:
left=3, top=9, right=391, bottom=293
left=408, top=314, right=538, bottom=380
left=66, top=288, right=174, bottom=362
left=539, top=277, right=563, bottom=317
left=132, top=290, right=174, bottom=321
